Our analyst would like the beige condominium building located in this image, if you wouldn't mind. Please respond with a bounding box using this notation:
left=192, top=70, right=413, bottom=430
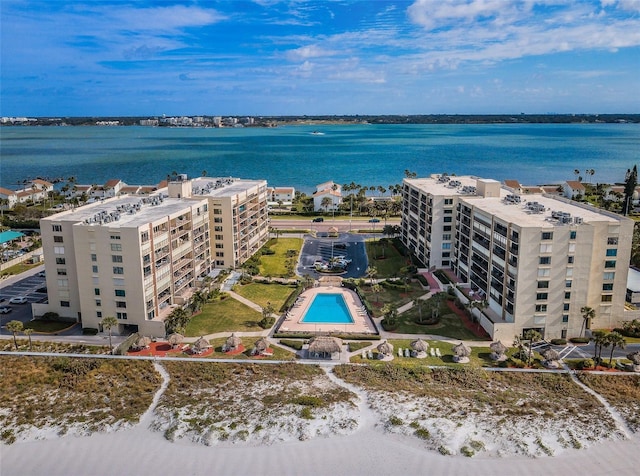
left=37, top=174, right=268, bottom=337
left=401, top=175, right=633, bottom=342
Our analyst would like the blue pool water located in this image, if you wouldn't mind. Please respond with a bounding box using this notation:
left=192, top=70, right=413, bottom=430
left=301, top=294, right=354, bottom=324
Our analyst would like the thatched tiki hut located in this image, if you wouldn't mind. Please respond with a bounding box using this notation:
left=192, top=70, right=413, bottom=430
left=252, top=337, right=270, bottom=356
left=541, top=348, right=561, bottom=368
left=308, top=336, right=343, bottom=359
left=452, top=342, right=471, bottom=363
left=192, top=336, right=211, bottom=354
left=168, top=333, right=184, bottom=349
left=489, top=341, right=507, bottom=361
left=627, top=351, right=640, bottom=372
left=224, top=333, right=243, bottom=352
left=377, top=340, right=394, bottom=359
left=133, top=335, right=151, bottom=351
left=411, top=338, right=429, bottom=354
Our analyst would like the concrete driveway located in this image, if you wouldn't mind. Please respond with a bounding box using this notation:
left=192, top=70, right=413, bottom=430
left=297, top=233, right=368, bottom=279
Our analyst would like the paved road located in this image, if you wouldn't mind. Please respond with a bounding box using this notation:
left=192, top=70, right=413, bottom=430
left=270, top=217, right=400, bottom=233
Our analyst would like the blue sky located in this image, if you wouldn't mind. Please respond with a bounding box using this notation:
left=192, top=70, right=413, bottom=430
left=2, top=0, right=639, bottom=116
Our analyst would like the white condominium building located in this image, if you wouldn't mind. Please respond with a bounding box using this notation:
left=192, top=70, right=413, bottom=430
left=38, top=174, right=269, bottom=337
left=401, top=175, right=633, bottom=342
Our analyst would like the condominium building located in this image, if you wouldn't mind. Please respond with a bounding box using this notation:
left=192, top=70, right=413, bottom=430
left=401, top=175, right=633, bottom=342
left=37, top=174, right=269, bottom=336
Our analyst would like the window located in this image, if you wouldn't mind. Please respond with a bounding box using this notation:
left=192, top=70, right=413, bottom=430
left=91, top=253, right=97, bottom=262
left=110, top=243, right=122, bottom=251
left=537, top=269, right=550, bottom=277
left=57, top=279, right=68, bottom=287
left=570, top=231, right=577, bottom=239
left=52, top=224, right=62, bottom=232
left=215, top=252, right=224, bottom=257
left=214, top=226, right=223, bottom=232
left=604, top=260, right=616, bottom=268
left=602, top=283, right=614, bottom=291
left=566, top=280, right=572, bottom=288
left=96, top=311, right=102, bottom=318
left=112, top=255, right=123, bottom=263
left=60, top=301, right=70, bottom=307
left=444, top=198, right=453, bottom=205
left=563, top=303, right=570, bottom=311
left=539, top=244, right=552, bottom=253
left=110, top=234, right=121, bottom=240
left=603, top=272, right=615, bottom=280
left=141, top=231, right=149, bottom=242
left=541, top=232, right=553, bottom=240
left=115, top=289, right=126, bottom=297
left=215, top=234, right=223, bottom=240
left=92, top=265, right=98, bottom=273
left=565, top=292, right=571, bottom=299
left=536, top=293, right=548, bottom=300
left=444, top=209, right=453, bottom=214
left=113, top=266, right=124, bottom=274
left=535, top=304, right=547, bottom=312
left=116, top=301, right=127, bottom=308
left=566, top=268, right=573, bottom=277
left=537, top=281, right=549, bottom=289
left=442, top=252, right=450, bottom=258
left=57, top=268, right=67, bottom=276
left=56, top=257, right=66, bottom=265
left=443, top=216, right=452, bottom=223
left=54, top=246, right=65, bottom=254
left=562, top=315, right=569, bottom=323
left=568, top=256, right=574, bottom=264
left=608, top=237, right=618, bottom=245
left=215, top=243, right=224, bottom=249
left=54, top=236, right=64, bottom=243
left=95, top=299, right=101, bottom=306
left=606, top=249, right=618, bottom=257
left=442, top=234, right=451, bottom=241
left=442, top=243, right=451, bottom=250
left=568, top=243, right=576, bottom=252
left=116, top=312, right=127, bottom=320
left=214, top=208, right=223, bottom=214
left=94, top=288, right=100, bottom=296
left=539, top=257, right=551, bottom=265
left=601, top=295, right=613, bottom=302
left=214, top=217, right=223, bottom=223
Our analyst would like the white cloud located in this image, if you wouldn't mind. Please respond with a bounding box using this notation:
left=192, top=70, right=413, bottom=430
left=286, top=44, right=338, bottom=61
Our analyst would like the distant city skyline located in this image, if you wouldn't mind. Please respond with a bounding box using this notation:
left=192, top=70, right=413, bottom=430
left=2, top=0, right=639, bottom=117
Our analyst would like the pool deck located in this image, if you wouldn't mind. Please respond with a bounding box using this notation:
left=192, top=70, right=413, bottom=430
left=279, top=286, right=377, bottom=335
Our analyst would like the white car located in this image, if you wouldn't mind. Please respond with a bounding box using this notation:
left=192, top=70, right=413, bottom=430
left=9, top=296, right=28, bottom=304
left=0, top=307, right=12, bottom=314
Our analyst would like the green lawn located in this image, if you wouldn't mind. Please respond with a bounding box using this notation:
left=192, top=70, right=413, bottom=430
left=24, top=320, right=76, bottom=333
left=394, top=296, right=485, bottom=341
left=234, top=282, right=297, bottom=311
left=259, top=237, right=303, bottom=277
left=1, top=262, right=40, bottom=276
left=365, top=239, right=410, bottom=277
left=359, top=281, right=425, bottom=317
left=185, top=296, right=261, bottom=336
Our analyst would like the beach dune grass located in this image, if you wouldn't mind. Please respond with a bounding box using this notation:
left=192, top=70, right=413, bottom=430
left=185, top=296, right=261, bottom=336
left=233, top=282, right=298, bottom=311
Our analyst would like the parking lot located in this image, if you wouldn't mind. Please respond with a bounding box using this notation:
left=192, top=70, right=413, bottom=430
left=297, top=233, right=368, bottom=279
left=0, top=266, right=47, bottom=331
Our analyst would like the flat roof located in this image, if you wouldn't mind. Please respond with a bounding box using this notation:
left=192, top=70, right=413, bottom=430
left=190, top=177, right=265, bottom=199
left=627, top=268, right=640, bottom=292
left=0, top=230, right=24, bottom=245
left=45, top=195, right=206, bottom=228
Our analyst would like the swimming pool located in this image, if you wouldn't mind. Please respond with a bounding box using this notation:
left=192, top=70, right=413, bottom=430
left=301, top=293, right=354, bottom=324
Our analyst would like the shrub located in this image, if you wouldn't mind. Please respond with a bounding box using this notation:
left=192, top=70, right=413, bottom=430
left=262, top=249, right=276, bottom=255
left=258, top=316, right=276, bottom=329
left=82, top=328, right=98, bottom=335
left=579, top=358, right=595, bottom=369
left=291, top=396, right=324, bottom=407
left=550, top=338, right=567, bottom=345
left=41, top=312, right=60, bottom=321
left=570, top=337, right=590, bottom=344
left=388, top=415, right=404, bottom=426
left=381, top=319, right=398, bottom=331
left=279, top=339, right=303, bottom=351
left=415, top=274, right=429, bottom=287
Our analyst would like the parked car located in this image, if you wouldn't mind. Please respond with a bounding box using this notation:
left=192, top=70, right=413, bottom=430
left=0, top=307, right=12, bottom=314
left=334, top=243, right=347, bottom=249
left=312, top=217, right=324, bottom=222
left=368, top=218, right=380, bottom=223
left=37, top=271, right=46, bottom=277
left=9, top=296, right=28, bottom=304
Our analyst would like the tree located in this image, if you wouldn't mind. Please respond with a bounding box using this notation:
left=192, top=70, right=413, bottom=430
left=6, top=320, right=24, bottom=350
left=591, top=330, right=608, bottom=364
left=381, top=305, right=398, bottom=328
left=404, top=169, right=417, bottom=178
left=605, top=331, right=626, bottom=367
left=23, top=327, right=34, bottom=351
left=372, top=283, right=382, bottom=303
left=101, top=316, right=118, bottom=354
left=414, top=298, right=424, bottom=323
left=321, top=196, right=332, bottom=214
left=189, top=290, right=208, bottom=314
left=165, top=307, right=190, bottom=335
left=366, top=266, right=377, bottom=287
left=623, top=165, right=637, bottom=216
left=580, top=306, right=595, bottom=337
left=523, top=329, right=542, bottom=366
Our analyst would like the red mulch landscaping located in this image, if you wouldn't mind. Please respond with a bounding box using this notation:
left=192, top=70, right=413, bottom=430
left=445, top=300, right=491, bottom=339
left=224, top=345, right=246, bottom=356
left=127, top=341, right=188, bottom=357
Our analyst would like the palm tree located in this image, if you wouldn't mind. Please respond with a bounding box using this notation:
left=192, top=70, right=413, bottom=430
left=574, top=169, right=580, bottom=180
left=6, top=320, right=24, bottom=350
left=580, top=306, right=595, bottom=337
left=591, top=330, right=608, bottom=364
left=262, top=301, right=275, bottom=321
left=413, top=298, right=424, bottom=323
left=101, top=316, right=119, bottom=354
left=366, top=266, right=377, bottom=287
left=321, top=196, right=332, bottom=214
left=605, top=331, right=626, bottom=367
left=23, top=327, right=34, bottom=351
left=372, top=283, right=382, bottom=303
left=523, top=329, right=542, bottom=367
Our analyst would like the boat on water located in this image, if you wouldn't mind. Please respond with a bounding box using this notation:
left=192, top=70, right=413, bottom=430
left=310, top=131, right=325, bottom=135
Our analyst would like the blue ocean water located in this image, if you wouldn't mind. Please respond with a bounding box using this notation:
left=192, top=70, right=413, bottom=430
left=1, top=123, right=638, bottom=192
left=301, top=294, right=354, bottom=324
